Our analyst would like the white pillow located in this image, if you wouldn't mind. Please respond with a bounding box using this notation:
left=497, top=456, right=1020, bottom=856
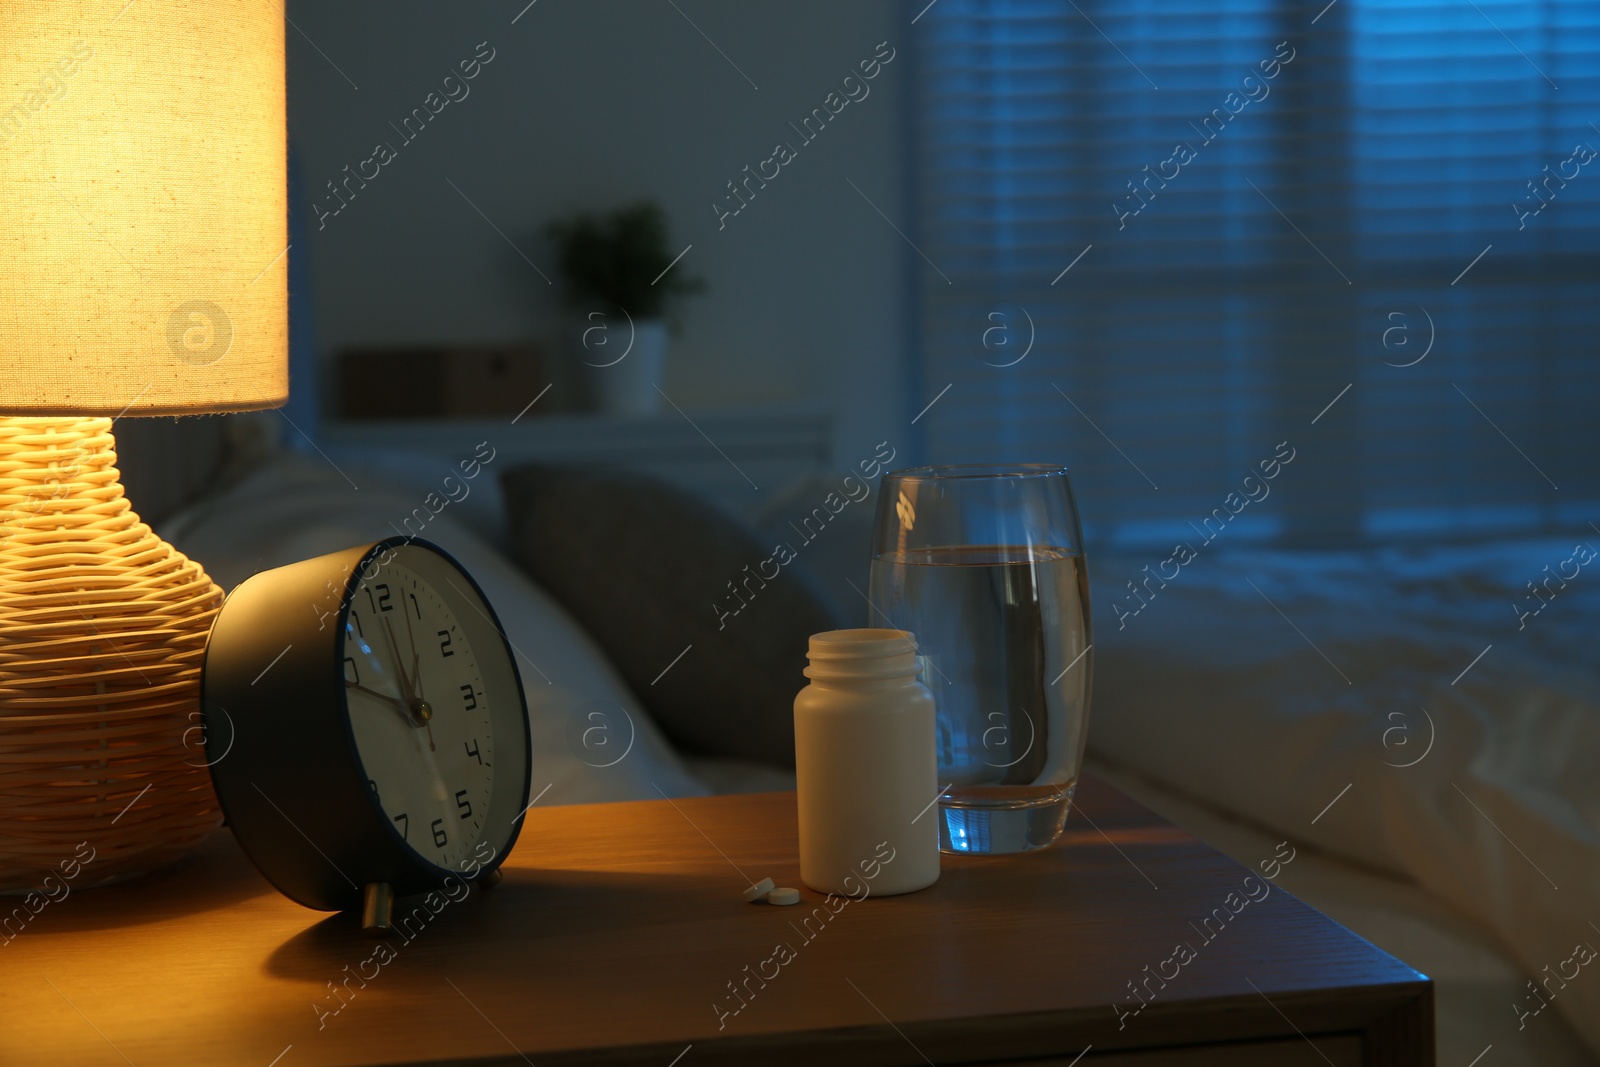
left=163, top=454, right=708, bottom=806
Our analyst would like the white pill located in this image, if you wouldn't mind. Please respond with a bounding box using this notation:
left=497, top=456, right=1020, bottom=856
left=742, top=877, right=776, bottom=903
left=766, top=887, right=801, bottom=906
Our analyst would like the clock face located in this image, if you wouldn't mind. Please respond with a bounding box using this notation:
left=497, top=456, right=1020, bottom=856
left=343, top=559, right=495, bottom=870
left=201, top=536, right=531, bottom=912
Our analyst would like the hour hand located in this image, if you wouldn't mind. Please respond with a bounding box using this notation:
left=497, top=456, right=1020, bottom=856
left=345, top=681, right=421, bottom=727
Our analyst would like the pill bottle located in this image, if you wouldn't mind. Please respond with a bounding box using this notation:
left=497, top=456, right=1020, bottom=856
left=793, top=628, right=939, bottom=897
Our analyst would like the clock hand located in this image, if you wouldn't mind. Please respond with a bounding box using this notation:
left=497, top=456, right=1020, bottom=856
left=411, top=668, right=435, bottom=752
left=344, top=681, right=422, bottom=727
left=412, top=676, right=437, bottom=751
left=398, top=601, right=434, bottom=750
left=407, top=716, right=454, bottom=839
left=382, top=616, right=415, bottom=708
left=401, top=596, right=423, bottom=703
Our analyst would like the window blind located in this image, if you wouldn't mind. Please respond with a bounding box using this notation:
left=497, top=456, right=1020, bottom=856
left=910, top=0, right=1600, bottom=549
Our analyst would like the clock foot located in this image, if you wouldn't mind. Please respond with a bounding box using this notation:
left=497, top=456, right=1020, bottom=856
left=479, top=867, right=503, bottom=889
left=361, top=882, right=394, bottom=936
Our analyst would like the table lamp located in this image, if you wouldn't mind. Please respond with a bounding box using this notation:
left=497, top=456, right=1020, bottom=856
left=0, top=2, right=286, bottom=890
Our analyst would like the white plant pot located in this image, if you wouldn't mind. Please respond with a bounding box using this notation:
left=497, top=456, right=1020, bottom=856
left=585, top=317, right=667, bottom=416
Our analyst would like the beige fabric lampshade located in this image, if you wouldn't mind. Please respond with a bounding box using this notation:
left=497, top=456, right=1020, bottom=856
left=0, top=1, right=287, bottom=415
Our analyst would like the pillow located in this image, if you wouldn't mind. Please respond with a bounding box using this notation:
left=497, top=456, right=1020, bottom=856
left=753, top=473, right=877, bottom=629
left=115, top=412, right=280, bottom=528
left=162, top=454, right=708, bottom=805
left=500, top=464, right=839, bottom=767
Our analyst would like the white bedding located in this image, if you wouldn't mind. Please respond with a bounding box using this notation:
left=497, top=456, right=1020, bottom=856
left=1092, top=759, right=1597, bottom=1065
left=1089, top=542, right=1600, bottom=1057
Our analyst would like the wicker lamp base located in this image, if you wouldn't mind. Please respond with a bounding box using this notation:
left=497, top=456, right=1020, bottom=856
left=0, top=417, right=223, bottom=892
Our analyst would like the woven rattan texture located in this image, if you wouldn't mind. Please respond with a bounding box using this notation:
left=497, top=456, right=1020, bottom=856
left=0, top=417, right=223, bottom=891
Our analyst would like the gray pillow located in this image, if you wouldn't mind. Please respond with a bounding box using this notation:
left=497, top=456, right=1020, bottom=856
left=499, top=464, right=842, bottom=767
left=753, top=474, right=879, bottom=628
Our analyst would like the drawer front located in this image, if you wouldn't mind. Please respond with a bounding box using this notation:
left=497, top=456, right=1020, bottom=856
left=1007, top=1034, right=1363, bottom=1066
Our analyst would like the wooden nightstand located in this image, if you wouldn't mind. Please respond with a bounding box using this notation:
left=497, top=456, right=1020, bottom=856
left=3, top=775, right=1430, bottom=1065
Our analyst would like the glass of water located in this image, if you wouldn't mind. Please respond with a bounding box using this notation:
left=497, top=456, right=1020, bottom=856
left=868, top=465, right=1093, bottom=854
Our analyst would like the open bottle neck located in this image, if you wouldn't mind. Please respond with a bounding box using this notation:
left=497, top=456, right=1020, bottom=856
left=803, top=628, right=922, bottom=688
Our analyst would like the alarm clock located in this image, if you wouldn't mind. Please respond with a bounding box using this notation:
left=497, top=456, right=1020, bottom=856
left=201, top=537, right=532, bottom=933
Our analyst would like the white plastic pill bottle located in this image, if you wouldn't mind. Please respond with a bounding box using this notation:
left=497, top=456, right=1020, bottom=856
left=793, top=628, right=939, bottom=897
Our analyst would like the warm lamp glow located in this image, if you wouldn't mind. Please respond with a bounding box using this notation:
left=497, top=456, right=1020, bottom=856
left=0, top=0, right=287, bottom=414
left=0, top=2, right=286, bottom=891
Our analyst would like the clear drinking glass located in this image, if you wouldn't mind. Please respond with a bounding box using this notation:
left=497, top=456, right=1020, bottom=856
left=868, top=465, right=1093, bottom=854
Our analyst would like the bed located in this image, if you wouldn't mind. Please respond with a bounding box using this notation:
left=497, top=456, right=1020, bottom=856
left=1087, top=539, right=1600, bottom=1063
left=141, top=428, right=1598, bottom=1063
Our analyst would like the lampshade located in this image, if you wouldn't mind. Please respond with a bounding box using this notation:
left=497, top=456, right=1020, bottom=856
left=0, top=3, right=284, bottom=891
left=0, top=0, right=287, bottom=415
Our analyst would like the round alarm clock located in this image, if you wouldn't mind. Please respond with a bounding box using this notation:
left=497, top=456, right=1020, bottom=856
left=201, top=537, right=531, bottom=933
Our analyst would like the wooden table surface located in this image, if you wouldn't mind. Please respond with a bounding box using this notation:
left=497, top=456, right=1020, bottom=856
left=1, top=775, right=1431, bottom=1066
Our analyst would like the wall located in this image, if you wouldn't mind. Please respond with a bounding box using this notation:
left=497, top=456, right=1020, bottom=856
left=286, top=0, right=913, bottom=471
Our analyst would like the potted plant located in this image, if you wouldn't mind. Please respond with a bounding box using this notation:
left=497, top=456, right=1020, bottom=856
left=545, top=202, right=705, bottom=415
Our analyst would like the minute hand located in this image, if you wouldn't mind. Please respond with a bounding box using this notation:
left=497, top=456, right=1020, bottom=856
left=401, top=601, right=436, bottom=751
left=382, top=616, right=415, bottom=705
left=401, top=595, right=424, bottom=703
